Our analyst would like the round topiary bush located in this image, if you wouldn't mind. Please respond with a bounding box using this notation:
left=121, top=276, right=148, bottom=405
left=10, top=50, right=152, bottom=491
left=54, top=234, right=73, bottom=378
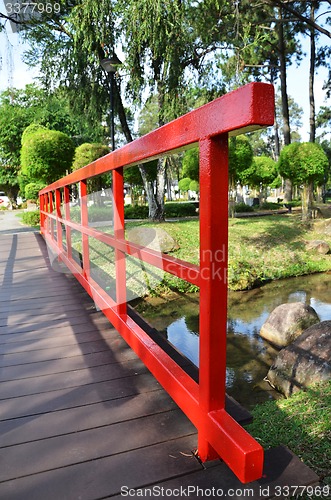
left=21, top=126, right=75, bottom=185
left=25, top=182, right=47, bottom=201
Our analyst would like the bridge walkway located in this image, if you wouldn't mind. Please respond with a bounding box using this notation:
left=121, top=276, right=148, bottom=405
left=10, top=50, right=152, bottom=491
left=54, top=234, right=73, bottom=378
left=0, top=230, right=319, bottom=499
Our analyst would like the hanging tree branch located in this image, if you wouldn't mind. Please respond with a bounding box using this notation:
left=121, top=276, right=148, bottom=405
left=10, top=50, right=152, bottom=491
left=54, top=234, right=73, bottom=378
left=264, top=0, right=331, bottom=38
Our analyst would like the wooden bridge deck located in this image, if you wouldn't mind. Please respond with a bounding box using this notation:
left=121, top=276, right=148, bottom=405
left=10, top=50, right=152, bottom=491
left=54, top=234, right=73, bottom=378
left=0, top=231, right=319, bottom=499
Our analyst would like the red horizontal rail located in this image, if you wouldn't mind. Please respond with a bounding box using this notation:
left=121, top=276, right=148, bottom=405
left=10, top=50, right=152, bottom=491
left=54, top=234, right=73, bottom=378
left=41, top=212, right=200, bottom=286
left=39, top=82, right=275, bottom=483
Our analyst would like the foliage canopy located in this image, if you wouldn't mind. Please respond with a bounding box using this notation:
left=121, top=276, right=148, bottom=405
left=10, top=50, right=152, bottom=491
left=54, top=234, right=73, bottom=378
left=278, top=142, right=329, bottom=185
left=21, top=126, right=75, bottom=185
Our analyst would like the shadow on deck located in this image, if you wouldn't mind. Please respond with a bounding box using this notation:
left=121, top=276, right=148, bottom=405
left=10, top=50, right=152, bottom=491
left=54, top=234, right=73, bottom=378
left=0, top=232, right=319, bottom=499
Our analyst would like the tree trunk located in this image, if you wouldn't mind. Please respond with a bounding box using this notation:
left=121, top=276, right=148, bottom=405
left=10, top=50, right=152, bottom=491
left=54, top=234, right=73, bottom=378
left=316, top=185, right=323, bottom=203
left=277, top=9, right=291, bottom=147
left=7, top=186, right=19, bottom=208
left=274, top=110, right=281, bottom=160
left=114, top=80, right=160, bottom=219
left=309, top=2, right=316, bottom=143
left=277, top=7, right=292, bottom=202
left=301, top=182, right=314, bottom=221
left=228, top=175, right=236, bottom=218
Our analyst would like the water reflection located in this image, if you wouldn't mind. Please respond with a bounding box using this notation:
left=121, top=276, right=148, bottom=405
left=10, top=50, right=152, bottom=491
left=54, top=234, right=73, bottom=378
left=134, top=273, right=331, bottom=408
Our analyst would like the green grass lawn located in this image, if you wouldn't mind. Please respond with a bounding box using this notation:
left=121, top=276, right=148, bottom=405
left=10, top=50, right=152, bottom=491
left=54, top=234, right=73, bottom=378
left=228, top=215, right=331, bottom=289
left=248, top=381, right=331, bottom=493
left=125, top=215, right=331, bottom=291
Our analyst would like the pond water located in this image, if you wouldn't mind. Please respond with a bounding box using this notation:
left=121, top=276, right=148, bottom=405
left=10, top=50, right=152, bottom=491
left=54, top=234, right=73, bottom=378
left=134, top=272, right=331, bottom=409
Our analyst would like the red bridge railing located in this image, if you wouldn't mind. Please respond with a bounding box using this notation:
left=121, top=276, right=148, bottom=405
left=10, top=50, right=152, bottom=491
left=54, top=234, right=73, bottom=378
left=39, top=82, right=274, bottom=483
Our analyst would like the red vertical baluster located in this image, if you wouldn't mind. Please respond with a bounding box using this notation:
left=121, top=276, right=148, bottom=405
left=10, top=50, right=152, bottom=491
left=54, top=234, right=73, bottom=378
left=113, top=167, right=127, bottom=317
left=198, top=134, right=229, bottom=461
left=55, top=188, right=63, bottom=251
left=39, top=192, right=45, bottom=235
left=80, top=180, right=90, bottom=279
left=49, top=192, right=54, bottom=239
left=64, top=185, right=72, bottom=260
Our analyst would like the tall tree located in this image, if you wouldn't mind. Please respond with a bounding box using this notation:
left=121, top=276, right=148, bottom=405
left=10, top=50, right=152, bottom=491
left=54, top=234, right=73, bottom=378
left=18, top=0, right=237, bottom=220
left=279, top=141, right=328, bottom=219
left=228, top=135, right=254, bottom=216
left=4, top=0, right=330, bottom=215
left=309, top=1, right=317, bottom=142
left=240, top=155, right=278, bottom=202
left=221, top=1, right=305, bottom=200
left=262, top=1, right=331, bottom=146
left=263, top=1, right=331, bottom=39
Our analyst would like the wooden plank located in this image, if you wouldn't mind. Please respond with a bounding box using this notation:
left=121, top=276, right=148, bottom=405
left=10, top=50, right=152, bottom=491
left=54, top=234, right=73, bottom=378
left=0, top=390, right=177, bottom=447
left=0, top=293, right=88, bottom=307
left=0, top=409, right=196, bottom=483
left=0, top=358, right=148, bottom=399
left=1, top=310, right=100, bottom=327
left=0, top=339, right=128, bottom=367
left=109, top=446, right=320, bottom=500
left=0, top=286, right=88, bottom=302
left=0, top=349, right=139, bottom=382
left=0, top=312, right=111, bottom=336
left=1, top=271, right=72, bottom=283
left=0, top=436, right=201, bottom=500
left=0, top=304, right=98, bottom=322
left=0, top=329, right=118, bottom=353
left=0, top=318, right=113, bottom=342
left=0, top=373, right=161, bottom=420
left=0, top=294, right=92, bottom=312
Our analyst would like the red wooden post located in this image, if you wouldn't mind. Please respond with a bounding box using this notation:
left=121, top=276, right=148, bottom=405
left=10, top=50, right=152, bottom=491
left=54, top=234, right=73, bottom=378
left=113, top=167, right=127, bottom=317
left=64, top=186, right=72, bottom=259
left=44, top=193, right=48, bottom=233
left=198, top=134, right=229, bottom=460
left=55, top=188, right=63, bottom=251
left=49, top=191, right=54, bottom=239
left=80, top=180, right=90, bottom=279
left=39, top=193, right=45, bottom=234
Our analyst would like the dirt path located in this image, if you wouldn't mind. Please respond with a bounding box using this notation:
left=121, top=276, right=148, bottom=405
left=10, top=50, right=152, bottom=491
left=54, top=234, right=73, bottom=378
left=0, top=210, right=37, bottom=235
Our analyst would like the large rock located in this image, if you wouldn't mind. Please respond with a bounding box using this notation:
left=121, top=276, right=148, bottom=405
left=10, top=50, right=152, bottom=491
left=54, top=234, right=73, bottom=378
left=127, top=226, right=179, bottom=253
left=260, top=302, right=320, bottom=347
left=305, top=240, right=330, bottom=254
left=267, top=321, right=331, bottom=397
left=314, top=218, right=331, bottom=235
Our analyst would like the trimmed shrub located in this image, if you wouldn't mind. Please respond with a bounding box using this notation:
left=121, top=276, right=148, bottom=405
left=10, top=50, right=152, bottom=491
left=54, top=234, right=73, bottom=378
left=21, top=127, right=75, bottom=184
left=123, top=202, right=198, bottom=219
left=72, top=143, right=110, bottom=171
left=259, top=201, right=281, bottom=210
left=164, top=202, right=197, bottom=217
left=178, top=178, right=191, bottom=192
left=124, top=205, right=149, bottom=219
left=25, top=182, right=46, bottom=201
left=189, top=180, right=199, bottom=193
left=21, top=210, right=40, bottom=227
left=235, top=202, right=254, bottom=213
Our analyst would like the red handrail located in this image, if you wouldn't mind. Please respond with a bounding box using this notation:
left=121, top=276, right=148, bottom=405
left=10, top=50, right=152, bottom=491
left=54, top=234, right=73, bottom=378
left=39, top=82, right=274, bottom=483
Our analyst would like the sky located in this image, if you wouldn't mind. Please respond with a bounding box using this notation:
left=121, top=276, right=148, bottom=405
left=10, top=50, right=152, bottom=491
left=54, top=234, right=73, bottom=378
left=0, top=7, right=330, bottom=142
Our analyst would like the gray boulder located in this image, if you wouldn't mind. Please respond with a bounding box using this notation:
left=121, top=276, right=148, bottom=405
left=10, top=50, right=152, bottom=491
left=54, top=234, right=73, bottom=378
left=127, top=226, right=179, bottom=253
left=314, top=218, right=331, bottom=236
left=305, top=240, right=330, bottom=254
left=260, top=302, right=320, bottom=347
left=267, top=321, right=331, bottom=397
